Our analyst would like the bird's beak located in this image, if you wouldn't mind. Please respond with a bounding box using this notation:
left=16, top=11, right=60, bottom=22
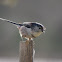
left=43, top=27, right=46, bottom=33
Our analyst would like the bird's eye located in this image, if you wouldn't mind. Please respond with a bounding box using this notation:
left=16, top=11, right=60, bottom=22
left=39, top=27, right=41, bottom=29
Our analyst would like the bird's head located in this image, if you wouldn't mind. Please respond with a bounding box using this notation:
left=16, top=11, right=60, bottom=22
left=30, top=22, right=46, bottom=37
left=31, top=22, right=46, bottom=33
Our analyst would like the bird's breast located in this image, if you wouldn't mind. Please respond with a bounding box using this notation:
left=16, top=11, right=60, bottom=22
left=32, top=32, right=42, bottom=37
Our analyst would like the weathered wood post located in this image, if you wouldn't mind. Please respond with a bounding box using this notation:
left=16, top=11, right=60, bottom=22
left=19, top=40, right=33, bottom=62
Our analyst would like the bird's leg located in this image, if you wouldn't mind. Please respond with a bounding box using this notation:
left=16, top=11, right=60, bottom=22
left=26, top=38, right=31, bottom=45
left=29, top=38, right=31, bottom=41
left=21, top=35, right=26, bottom=42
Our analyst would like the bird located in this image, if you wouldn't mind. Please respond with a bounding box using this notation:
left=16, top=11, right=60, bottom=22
left=0, top=18, right=46, bottom=41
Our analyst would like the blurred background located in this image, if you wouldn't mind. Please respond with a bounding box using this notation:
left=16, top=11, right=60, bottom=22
left=0, top=0, right=62, bottom=62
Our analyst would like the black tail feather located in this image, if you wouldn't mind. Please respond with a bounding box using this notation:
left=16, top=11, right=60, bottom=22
left=0, top=18, right=23, bottom=26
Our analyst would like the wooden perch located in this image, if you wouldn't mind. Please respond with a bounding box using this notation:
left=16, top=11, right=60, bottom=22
left=19, top=40, right=33, bottom=62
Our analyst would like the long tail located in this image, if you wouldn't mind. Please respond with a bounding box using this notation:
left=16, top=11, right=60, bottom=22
left=0, top=18, right=22, bottom=26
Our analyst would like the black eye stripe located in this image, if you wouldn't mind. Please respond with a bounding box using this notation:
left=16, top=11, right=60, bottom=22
left=24, top=24, right=31, bottom=28
left=26, top=25, right=31, bottom=28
